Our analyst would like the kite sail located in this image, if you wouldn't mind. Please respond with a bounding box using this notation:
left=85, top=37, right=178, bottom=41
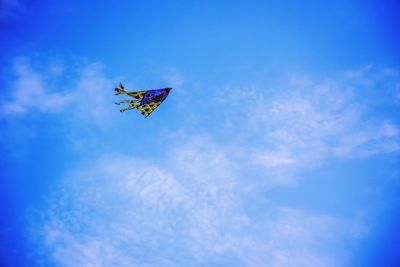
left=114, top=83, right=172, bottom=117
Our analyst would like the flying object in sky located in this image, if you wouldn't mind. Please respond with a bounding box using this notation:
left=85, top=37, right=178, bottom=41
left=114, top=83, right=172, bottom=118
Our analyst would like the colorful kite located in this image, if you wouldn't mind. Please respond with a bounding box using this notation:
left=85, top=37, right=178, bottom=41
left=114, top=83, right=172, bottom=117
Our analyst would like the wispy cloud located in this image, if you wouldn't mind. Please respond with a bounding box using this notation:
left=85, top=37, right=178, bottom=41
left=215, top=66, right=400, bottom=186
left=32, top=152, right=235, bottom=266
left=1, top=58, right=73, bottom=115
left=31, top=148, right=360, bottom=267
left=12, top=58, right=397, bottom=266
left=1, top=57, right=183, bottom=124
left=0, top=58, right=116, bottom=121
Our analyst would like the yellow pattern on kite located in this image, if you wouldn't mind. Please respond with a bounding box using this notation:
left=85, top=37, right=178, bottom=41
left=114, top=83, right=172, bottom=118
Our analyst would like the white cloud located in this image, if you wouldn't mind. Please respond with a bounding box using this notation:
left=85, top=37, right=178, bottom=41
left=11, top=60, right=397, bottom=266
left=216, top=67, right=400, bottom=186
left=233, top=207, right=363, bottom=267
left=32, top=152, right=236, bottom=266
left=1, top=57, right=184, bottom=126
left=1, top=58, right=73, bottom=115
left=68, top=62, right=117, bottom=128
left=30, top=138, right=361, bottom=267
left=0, top=57, right=123, bottom=132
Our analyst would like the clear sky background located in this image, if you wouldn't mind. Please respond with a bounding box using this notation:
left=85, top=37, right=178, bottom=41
left=1, top=0, right=400, bottom=266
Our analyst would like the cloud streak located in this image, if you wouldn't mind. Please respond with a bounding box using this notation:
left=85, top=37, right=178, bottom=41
left=31, top=148, right=359, bottom=267
left=1, top=58, right=73, bottom=115
left=7, top=57, right=396, bottom=266
left=216, top=67, right=400, bottom=186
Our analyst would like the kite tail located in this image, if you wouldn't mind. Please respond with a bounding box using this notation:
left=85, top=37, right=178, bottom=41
left=114, top=83, right=126, bottom=95
left=120, top=103, right=140, bottom=113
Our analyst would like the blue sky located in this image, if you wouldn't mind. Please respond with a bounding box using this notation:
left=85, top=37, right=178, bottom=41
left=1, top=0, right=400, bottom=266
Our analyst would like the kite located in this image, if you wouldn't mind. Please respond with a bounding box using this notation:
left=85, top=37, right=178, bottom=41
left=114, top=83, right=172, bottom=118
